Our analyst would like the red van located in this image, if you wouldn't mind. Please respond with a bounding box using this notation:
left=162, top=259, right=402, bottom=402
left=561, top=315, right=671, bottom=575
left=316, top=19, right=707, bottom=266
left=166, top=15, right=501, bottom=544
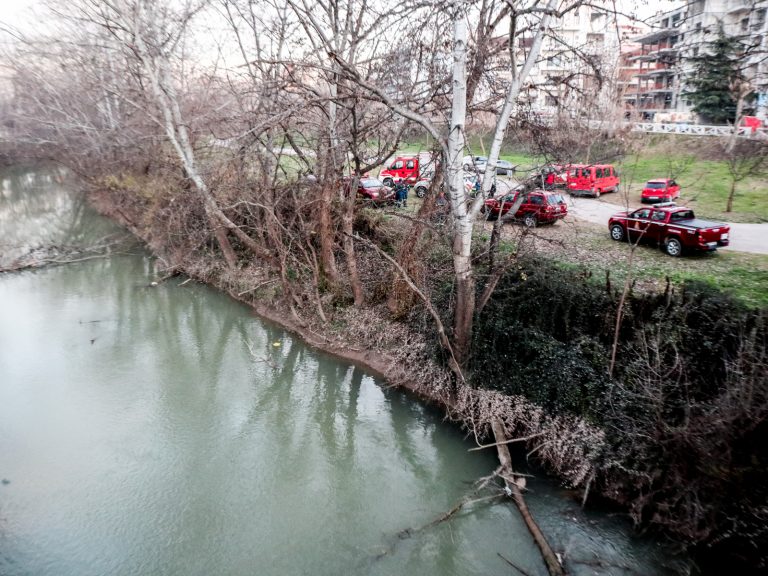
left=566, top=164, right=620, bottom=198
left=379, top=156, right=420, bottom=187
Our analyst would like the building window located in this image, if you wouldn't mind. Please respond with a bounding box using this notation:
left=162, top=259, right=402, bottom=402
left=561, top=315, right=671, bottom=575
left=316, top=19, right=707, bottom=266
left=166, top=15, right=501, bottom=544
left=742, top=18, right=749, bottom=31
left=587, top=33, right=603, bottom=44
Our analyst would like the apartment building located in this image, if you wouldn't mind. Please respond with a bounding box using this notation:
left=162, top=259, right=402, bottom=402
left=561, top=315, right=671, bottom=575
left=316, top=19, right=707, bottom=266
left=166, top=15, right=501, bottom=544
left=515, top=6, right=647, bottom=118
left=626, top=0, right=768, bottom=121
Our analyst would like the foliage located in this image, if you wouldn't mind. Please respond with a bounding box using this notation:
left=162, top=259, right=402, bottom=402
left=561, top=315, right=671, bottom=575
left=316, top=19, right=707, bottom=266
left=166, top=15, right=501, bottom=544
left=466, top=256, right=768, bottom=569
left=682, top=29, right=752, bottom=125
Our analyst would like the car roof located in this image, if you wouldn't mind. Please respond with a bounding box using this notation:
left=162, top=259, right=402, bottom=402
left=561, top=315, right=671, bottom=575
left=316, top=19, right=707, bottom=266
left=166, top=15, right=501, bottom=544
left=646, top=178, right=670, bottom=183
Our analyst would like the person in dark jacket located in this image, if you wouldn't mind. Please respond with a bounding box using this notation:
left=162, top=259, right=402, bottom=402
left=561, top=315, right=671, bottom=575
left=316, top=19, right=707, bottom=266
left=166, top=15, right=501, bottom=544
left=394, top=179, right=408, bottom=207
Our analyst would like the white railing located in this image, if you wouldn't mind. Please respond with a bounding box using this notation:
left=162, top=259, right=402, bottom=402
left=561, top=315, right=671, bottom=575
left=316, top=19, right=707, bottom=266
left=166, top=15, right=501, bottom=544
left=630, top=122, right=767, bottom=139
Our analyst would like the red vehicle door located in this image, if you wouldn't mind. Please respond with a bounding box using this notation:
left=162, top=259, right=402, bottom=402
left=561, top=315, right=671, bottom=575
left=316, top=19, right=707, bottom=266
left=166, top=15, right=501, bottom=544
left=519, top=192, right=544, bottom=219
left=646, top=209, right=668, bottom=242
left=627, top=207, right=652, bottom=240
left=403, top=157, right=419, bottom=184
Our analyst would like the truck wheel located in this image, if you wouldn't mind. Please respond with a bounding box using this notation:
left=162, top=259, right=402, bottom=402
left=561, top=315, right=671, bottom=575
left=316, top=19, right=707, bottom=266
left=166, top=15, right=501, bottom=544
left=523, top=213, right=537, bottom=228
left=383, top=178, right=394, bottom=188
left=593, top=189, right=601, bottom=198
left=665, top=237, right=683, bottom=257
left=610, top=224, right=625, bottom=241
left=415, top=186, right=427, bottom=198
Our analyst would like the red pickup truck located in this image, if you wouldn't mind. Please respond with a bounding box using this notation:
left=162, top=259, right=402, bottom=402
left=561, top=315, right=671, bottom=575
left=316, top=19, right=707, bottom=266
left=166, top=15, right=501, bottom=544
left=608, top=204, right=730, bottom=256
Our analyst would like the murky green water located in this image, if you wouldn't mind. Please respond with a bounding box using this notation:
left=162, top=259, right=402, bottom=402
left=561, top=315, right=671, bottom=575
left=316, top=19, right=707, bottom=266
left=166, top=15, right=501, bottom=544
left=0, top=166, right=682, bottom=575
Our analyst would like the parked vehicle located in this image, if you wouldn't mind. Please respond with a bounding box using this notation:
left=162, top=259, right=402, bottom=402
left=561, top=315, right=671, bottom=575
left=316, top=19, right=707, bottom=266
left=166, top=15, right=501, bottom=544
left=462, top=155, right=487, bottom=171
left=379, top=155, right=421, bottom=187
left=412, top=173, right=495, bottom=198
left=566, top=164, right=619, bottom=198
left=541, top=164, right=567, bottom=188
left=608, top=203, right=730, bottom=256
left=492, top=159, right=516, bottom=175
left=641, top=178, right=680, bottom=203
left=482, top=190, right=568, bottom=226
left=346, top=176, right=395, bottom=204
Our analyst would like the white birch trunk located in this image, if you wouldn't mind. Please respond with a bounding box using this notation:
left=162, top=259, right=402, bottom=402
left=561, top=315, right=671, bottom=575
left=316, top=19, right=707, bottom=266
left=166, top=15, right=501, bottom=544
left=446, top=5, right=475, bottom=364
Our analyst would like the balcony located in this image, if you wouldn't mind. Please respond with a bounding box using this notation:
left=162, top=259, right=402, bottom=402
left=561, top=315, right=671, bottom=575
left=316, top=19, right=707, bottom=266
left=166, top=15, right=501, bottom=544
left=634, top=28, right=677, bottom=44
left=726, top=3, right=751, bottom=15
left=632, top=43, right=679, bottom=61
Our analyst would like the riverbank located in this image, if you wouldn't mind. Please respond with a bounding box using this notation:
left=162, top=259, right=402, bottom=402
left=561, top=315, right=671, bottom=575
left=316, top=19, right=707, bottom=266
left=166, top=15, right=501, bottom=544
left=87, top=185, right=604, bottom=490
left=85, top=172, right=766, bottom=574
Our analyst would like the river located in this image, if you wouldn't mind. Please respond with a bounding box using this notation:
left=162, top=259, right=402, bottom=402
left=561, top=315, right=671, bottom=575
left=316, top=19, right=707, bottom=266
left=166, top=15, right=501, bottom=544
left=0, top=165, right=682, bottom=575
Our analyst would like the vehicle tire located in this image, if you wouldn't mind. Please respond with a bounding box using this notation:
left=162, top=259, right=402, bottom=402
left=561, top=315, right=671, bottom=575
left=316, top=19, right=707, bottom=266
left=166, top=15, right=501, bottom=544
left=665, top=237, right=683, bottom=257
left=415, top=186, right=427, bottom=198
left=594, top=189, right=601, bottom=198
left=383, top=178, right=394, bottom=188
left=523, top=213, right=537, bottom=228
left=610, top=224, right=625, bottom=241
left=463, top=163, right=471, bottom=171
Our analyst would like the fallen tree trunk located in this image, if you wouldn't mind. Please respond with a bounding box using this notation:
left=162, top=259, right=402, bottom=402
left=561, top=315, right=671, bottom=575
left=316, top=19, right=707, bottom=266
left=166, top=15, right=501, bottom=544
left=491, top=417, right=564, bottom=576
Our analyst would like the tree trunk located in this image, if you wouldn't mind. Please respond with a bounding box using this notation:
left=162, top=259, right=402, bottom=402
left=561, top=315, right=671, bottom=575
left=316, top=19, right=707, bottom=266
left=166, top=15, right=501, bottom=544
left=447, top=9, right=474, bottom=367
left=318, top=175, right=340, bottom=285
left=342, top=179, right=364, bottom=306
left=726, top=178, right=737, bottom=213
left=212, top=221, right=238, bottom=268
left=491, top=418, right=564, bottom=576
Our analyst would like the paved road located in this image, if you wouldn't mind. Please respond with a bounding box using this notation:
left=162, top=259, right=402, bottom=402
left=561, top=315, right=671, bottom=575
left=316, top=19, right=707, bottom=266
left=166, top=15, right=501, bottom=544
left=564, top=196, right=768, bottom=255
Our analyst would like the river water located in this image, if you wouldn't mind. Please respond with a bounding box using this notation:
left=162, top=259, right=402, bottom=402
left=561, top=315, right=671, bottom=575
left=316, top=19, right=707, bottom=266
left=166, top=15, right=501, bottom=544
left=0, top=166, right=681, bottom=576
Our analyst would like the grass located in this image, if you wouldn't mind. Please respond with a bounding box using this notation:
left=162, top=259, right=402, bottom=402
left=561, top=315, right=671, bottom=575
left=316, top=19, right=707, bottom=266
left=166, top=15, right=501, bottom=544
left=520, top=221, right=768, bottom=308
left=617, top=152, right=768, bottom=223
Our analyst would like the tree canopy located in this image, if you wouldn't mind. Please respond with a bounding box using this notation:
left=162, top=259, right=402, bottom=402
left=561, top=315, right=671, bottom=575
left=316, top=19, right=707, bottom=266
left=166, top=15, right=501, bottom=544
left=683, top=28, right=752, bottom=125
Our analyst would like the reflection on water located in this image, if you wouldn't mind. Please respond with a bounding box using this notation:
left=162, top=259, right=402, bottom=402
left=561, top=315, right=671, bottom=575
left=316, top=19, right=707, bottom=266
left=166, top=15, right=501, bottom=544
left=0, top=166, right=118, bottom=267
left=0, top=167, right=681, bottom=576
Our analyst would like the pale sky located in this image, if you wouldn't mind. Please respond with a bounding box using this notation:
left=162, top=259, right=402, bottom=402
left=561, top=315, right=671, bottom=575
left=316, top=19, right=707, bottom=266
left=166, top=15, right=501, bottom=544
left=0, top=0, right=683, bottom=32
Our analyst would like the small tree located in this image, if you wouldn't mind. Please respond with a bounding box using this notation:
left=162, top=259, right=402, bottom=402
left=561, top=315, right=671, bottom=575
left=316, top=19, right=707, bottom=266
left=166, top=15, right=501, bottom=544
left=683, top=28, right=752, bottom=125
left=723, top=139, right=768, bottom=213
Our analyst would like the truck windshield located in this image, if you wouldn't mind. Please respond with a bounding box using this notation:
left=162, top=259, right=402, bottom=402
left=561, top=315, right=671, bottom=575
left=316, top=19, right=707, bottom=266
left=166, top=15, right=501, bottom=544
left=546, top=194, right=565, bottom=205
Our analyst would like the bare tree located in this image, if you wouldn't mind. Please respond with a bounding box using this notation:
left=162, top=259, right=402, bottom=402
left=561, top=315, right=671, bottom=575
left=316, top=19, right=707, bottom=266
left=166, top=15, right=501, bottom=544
left=723, top=139, right=768, bottom=213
